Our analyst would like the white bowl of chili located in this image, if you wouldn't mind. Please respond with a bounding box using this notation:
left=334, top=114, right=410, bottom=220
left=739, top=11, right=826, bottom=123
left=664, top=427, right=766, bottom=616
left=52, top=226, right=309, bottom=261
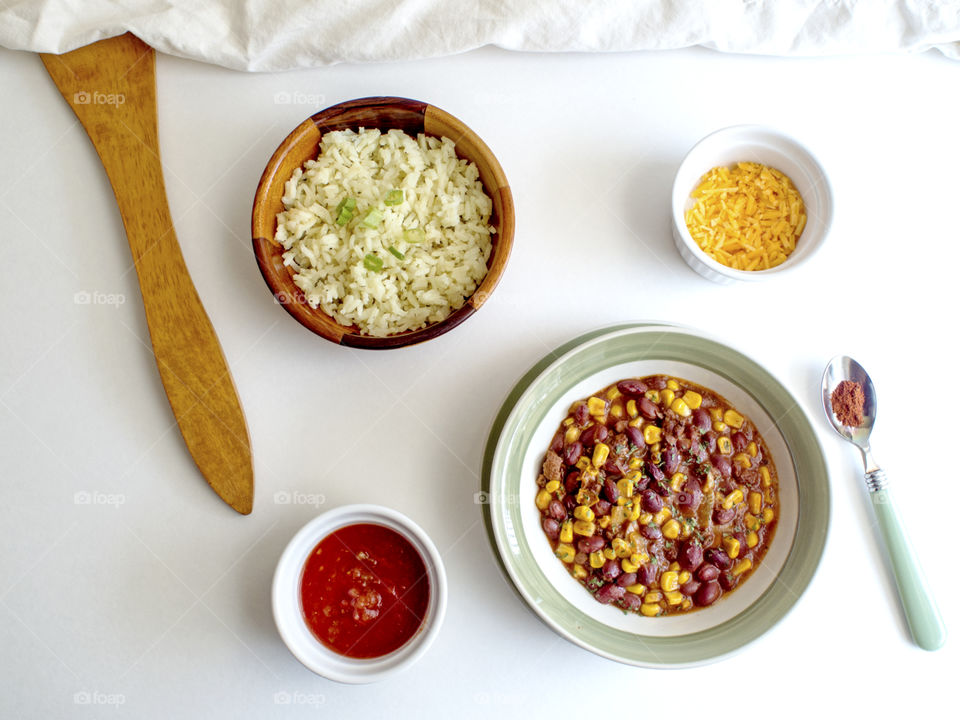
left=671, top=125, right=833, bottom=284
left=272, top=504, right=447, bottom=683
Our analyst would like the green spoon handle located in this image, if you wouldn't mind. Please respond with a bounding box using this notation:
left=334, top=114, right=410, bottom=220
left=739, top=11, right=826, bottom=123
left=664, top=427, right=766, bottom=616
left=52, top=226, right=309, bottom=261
left=870, top=482, right=946, bottom=650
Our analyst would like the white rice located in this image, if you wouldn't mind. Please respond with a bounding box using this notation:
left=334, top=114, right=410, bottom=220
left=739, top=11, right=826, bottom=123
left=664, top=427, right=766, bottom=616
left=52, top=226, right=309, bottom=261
left=274, top=128, right=495, bottom=337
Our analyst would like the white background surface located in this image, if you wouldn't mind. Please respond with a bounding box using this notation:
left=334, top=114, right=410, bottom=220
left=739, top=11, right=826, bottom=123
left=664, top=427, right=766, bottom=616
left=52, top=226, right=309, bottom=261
left=0, top=44, right=957, bottom=718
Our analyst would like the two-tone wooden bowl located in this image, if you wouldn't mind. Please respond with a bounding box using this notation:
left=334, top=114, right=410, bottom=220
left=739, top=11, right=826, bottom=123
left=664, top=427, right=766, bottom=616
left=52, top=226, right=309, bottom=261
left=252, top=97, right=515, bottom=349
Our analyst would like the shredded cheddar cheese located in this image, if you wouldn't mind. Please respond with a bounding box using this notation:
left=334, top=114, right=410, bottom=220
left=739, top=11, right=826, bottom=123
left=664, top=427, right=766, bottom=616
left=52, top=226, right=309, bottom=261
left=685, top=162, right=806, bottom=271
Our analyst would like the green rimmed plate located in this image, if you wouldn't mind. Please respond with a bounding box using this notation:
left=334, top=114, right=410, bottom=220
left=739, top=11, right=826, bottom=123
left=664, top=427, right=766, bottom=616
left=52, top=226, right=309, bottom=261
left=481, top=324, right=829, bottom=667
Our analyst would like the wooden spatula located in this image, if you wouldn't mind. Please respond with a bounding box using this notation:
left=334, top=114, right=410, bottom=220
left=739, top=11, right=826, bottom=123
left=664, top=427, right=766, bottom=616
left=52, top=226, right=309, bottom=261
left=41, top=33, right=254, bottom=515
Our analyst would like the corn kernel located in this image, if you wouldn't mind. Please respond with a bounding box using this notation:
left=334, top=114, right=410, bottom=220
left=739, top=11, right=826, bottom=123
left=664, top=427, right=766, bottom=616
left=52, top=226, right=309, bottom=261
left=574, top=505, right=595, bottom=522
left=648, top=445, right=661, bottom=463
left=662, top=518, right=681, bottom=540
left=732, top=558, right=753, bottom=576
left=612, top=538, right=631, bottom=558
left=661, top=389, right=675, bottom=406
left=643, top=425, right=662, bottom=445
left=621, top=558, right=639, bottom=573
left=723, top=409, right=744, bottom=429
left=626, top=399, right=638, bottom=418
left=598, top=516, right=611, bottom=529
left=535, top=489, right=551, bottom=510
left=680, top=521, right=692, bottom=539
left=713, top=421, right=728, bottom=433
left=666, top=379, right=680, bottom=391
left=653, top=507, right=672, bottom=525
left=660, top=571, right=679, bottom=592
left=544, top=480, right=560, bottom=494
left=640, top=603, right=661, bottom=617
left=575, top=488, right=597, bottom=506
left=760, top=466, right=772, bottom=487
left=722, top=488, right=743, bottom=510
left=588, top=551, right=605, bottom=569
left=628, top=456, right=643, bottom=470
left=559, top=521, right=573, bottom=543
left=610, top=403, right=624, bottom=419
left=709, top=407, right=723, bottom=421
left=587, top=397, right=606, bottom=416
left=639, top=512, right=653, bottom=525
left=762, top=507, right=775, bottom=523
left=747, top=441, right=758, bottom=458
left=616, top=496, right=628, bottom=507
left=748, top=491, right=763, bottom=515
left=717, top=436, right=733, bottom=455
left=556, top=544, right=575, bottom=563
left=669, top=561, right=680, bottom=572
left=665, top=590, right=684, bottom=606
left=606, top=386, right=622, bottom=401
left=575, top=456, right=590, bottom=471
left=617, top=478, right=634, bottom=499
left=678, top=571, right=692, bottom=585
left=670, top=472, right=686, bottom=492
left=627, top=503, right=641, bottom=522
left=702, top=472, right=715, bottom=492
left=745, top=513, right=760, bottom=531
left=592, top=442, right=610, bottom=468
left=628, top=416, right=644, bottom=429
left=733, top=452, right=751, bottom=469
left=573, top=520, right=596, bottom=536
left=644, top=390, right=660, bottom=403
left=630, top=552, right=649, bottom=566
left=723, top=536, right=741, bottom=559
left=670, top=398, right=692, bottom=417
left=564, top=426, right=580, bottom=445
left=681, top=598, right=693, bottom=610
left=602, top=548, right=616, bottom=560
left=681, top=390, right=703, bottom=409
left=573, top=564, right=587, bottom=579
left=562, top=417, right=574, bottom=427
left=625, top=583, right=646, bottom=596
left=644, top=591, right=663, bottom=603
left=746, top=531, right=759, bottom=548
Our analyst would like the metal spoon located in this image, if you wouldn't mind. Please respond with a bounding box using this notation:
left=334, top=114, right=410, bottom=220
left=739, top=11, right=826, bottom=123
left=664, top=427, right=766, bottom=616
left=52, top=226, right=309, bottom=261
left=822, top=356, right=945, bottom=650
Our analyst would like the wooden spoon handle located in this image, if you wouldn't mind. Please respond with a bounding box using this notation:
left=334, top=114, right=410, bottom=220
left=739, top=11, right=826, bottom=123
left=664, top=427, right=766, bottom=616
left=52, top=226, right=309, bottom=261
left=41, top=34, right=254, bottom=514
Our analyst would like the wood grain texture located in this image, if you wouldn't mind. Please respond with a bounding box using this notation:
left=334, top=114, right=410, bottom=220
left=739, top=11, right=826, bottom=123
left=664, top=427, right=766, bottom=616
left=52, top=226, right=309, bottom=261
left=41, top=33, right=254, bottom=514
left=252, top=96, right=515, bottom=349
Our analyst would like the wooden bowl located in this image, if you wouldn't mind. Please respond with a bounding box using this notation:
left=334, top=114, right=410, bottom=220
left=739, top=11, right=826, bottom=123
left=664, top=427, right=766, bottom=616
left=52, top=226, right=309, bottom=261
left=252, top=97, right=515, bottom=349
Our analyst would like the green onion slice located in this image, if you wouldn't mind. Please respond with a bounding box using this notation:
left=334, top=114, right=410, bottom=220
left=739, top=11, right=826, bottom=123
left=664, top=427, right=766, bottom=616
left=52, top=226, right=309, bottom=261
left=362, top=208, right=383, bottom=229
left=363, top=254, right=384, bottom=272
left=388, top=246, right=405, bottom=260
left=384, top=189, right=404, bottom=206
left=403, top=227, right=425, bottom=244
left=335, top=197, right=356, bottom=226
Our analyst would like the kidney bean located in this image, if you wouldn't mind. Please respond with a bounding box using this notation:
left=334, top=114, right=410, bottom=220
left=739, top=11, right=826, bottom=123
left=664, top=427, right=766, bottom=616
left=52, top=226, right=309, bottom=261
left=645, top=461, right=665, bottom=484
left=692, top=408, right=712, bottom=432
left=620, top=592, right=644, bottom=611
left=697, top=564, right=720, bottom=582
left=702, top=431, right=718, bottom=453
left=616, top=380, right=648, bottom=396
left=638, top=397, right=660, bottom=420
left=616, top=572, right=637, bottom=588
left=580, top=424, right=608, bottom=447
left=641, top=490, right=663, bottom=513
left=577, top=536, right=605, bottom=554
left=562, top=494, right=578, bottom=512
left=732, top=431, right=749, bottom=452
left=637, top=563, right=658, bottom=586
left=694, top=580, right=722, bottom=607
left=595, top=583, right=626, bottom=605
left=663, top=446, right=679, bottom=475
left=711, top=454, right=732, bottom=479
left=713, top=507, right=735, bottom=525
left=574, top=403, right=589, bottom=427
left=705, top=548, right=733, bottom=571
left=678, top=541, right=704, bottom=571
left=603, top=477, right=620, bottom=504
left=719, top=571, right=739, bottom=591
left=547, top=499, right=565, bottom=521
left=594, top=499, right=612, bottom=516
left=690, top=443, right=708, bottom=465
left=549, top=430, right=564, bottom=453
left=563, top=441, right=583, bottom=466
left=680, top=579, right=701, bottom=596
left=603, top=460, right=624, bottom=478
left=542, top=518, right=560, bottom=540
left=601, top=558, right=621, bottom=582
left=647, top=376, right=667, bottom=390
left=625, top=426, right=645, bottom=451
left=641, top=524, right=662, bottom=540
left=564, top=470, right=581, bottom=493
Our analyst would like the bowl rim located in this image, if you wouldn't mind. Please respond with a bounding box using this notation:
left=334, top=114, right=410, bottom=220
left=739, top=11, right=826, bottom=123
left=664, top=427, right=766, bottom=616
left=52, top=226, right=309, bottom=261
left=251, top=96, right=515, bottom=349
left=271, top=503, right=448, bottom=683
left=671, top=124, right=834, bottom=282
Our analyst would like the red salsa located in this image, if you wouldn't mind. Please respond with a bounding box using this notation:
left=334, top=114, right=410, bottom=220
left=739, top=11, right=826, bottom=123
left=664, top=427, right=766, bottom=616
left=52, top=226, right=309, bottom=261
left=300, top=523, right=430, bottom=658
